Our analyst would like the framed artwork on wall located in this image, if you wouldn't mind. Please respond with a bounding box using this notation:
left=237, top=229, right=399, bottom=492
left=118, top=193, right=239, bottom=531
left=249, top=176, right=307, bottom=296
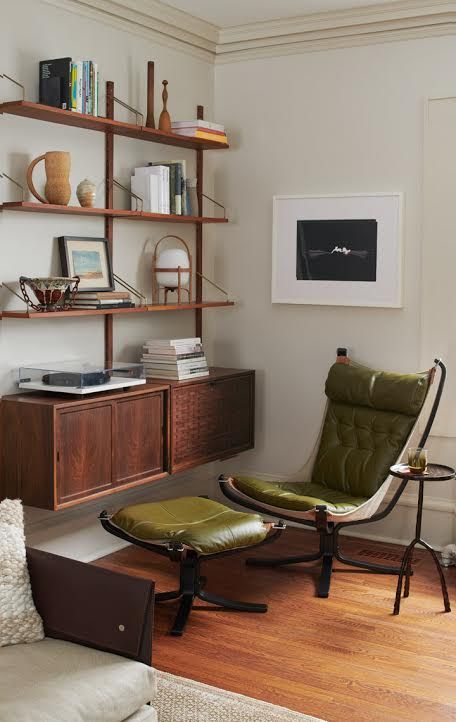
left=58, top=236, right=114, bottom=292
left=272, top=193, right=403, bottom=307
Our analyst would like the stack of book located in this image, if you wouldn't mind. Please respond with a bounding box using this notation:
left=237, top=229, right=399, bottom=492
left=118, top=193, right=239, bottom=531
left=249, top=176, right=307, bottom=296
left=131, top=161, right=192, bottom=216
left=140, top=338, right=209, bottom=380
left=171, top=120, right=228, bottom=145
left=73, top=291, right=134, bottom=310
left=39, top=57, right=99, bottom=115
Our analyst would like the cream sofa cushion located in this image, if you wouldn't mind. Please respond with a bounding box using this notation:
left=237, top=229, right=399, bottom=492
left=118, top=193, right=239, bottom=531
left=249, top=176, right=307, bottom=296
left=0, top=499, right=44, bottom=647
left=0, top=637, right=157, bottom=722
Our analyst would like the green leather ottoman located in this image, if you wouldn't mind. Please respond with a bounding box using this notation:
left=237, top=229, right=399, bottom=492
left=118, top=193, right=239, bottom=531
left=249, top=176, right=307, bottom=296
left=99, top=497, right=284, bottom=635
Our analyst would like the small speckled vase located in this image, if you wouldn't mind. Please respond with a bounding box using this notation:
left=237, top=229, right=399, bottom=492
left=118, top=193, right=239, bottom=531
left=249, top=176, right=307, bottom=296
left=76, top=178, right=97, bottom=208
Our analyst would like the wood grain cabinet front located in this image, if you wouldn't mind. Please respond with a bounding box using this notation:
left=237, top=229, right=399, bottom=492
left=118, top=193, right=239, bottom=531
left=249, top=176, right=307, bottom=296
left=1, top=386, right=168, bottom=510
left=170, top=370, right=255, bottom=473
left=0, top=368, right=254, bottom=510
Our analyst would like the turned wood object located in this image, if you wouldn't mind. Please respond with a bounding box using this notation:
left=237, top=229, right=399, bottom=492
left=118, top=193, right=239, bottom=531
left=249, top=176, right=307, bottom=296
left=146, top=61, right=155, bottom=128
left=158, top=80, right=171, bottom=132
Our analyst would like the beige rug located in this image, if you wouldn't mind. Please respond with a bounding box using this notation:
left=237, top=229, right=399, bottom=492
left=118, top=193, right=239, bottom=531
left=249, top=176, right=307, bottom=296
left=154, top=671, right=324, bottom=722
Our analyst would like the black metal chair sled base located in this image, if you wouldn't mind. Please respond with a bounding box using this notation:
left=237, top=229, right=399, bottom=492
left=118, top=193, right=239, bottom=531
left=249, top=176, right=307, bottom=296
left=219, top=494, right=408, bottom=599
left=99, top=511, right=284, bottom=636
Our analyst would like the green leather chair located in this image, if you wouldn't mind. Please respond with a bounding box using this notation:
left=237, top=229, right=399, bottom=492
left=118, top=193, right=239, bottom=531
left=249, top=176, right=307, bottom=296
left=220, top=350, right=446, bottom=598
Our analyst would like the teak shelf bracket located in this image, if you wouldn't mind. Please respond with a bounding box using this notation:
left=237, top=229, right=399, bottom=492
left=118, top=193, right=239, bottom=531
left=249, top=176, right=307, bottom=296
left=113, top=96, right=144, bottom=125
left=0, top=172, right=24, bottom=200
left=195, top=271, right=229, bottom=298
left=201, top=193, right=226, bottom=219
left=0, top=73, right=25, bottom=101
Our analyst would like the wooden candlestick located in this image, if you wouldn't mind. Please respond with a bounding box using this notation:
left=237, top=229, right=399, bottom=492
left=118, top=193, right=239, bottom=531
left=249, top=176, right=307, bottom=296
left=158, top=80, right=171, bottom=132
left=146, top=61, right=155, bottom=128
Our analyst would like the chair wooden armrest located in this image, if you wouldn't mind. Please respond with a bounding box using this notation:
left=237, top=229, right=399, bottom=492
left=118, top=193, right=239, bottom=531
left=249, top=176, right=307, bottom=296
left=26, top=547, right=154, bottom=665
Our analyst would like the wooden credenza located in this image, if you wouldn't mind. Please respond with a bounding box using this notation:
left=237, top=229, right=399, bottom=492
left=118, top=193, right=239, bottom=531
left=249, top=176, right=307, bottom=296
left=1, top=368, right=254, bottom=510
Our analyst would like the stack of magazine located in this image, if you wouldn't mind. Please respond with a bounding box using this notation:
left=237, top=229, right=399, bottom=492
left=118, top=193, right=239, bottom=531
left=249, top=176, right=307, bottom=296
left=140, top=338, right=209, bottom=380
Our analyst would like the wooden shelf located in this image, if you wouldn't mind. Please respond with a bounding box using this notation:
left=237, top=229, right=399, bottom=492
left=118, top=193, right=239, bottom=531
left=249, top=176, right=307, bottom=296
left=0, top=101, right=229, bottom=150
left=1, top=300, right=234, bottom=319
left=0, top=201, right=228, bottom=224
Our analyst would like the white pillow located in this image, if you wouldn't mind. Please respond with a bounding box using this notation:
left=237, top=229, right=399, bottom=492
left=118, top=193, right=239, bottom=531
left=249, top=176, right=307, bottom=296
left=0, top=499, right=44, bottom=647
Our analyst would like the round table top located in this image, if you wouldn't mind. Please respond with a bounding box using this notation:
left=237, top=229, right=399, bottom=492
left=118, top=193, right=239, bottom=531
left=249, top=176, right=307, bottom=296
left=390, top=463, right=455, bottom=482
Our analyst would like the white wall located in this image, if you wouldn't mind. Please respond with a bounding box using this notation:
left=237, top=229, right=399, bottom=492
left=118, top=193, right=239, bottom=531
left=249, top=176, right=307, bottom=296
left=0, top=0, right=218, bottom=558
left=213, top=37, right=456, bottom=548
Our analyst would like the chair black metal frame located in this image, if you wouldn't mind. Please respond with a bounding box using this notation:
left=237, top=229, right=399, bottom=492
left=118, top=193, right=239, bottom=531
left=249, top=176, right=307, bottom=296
left=99, top=511, right=285, bottom=635
left=220, top=358, right=446, bottom=599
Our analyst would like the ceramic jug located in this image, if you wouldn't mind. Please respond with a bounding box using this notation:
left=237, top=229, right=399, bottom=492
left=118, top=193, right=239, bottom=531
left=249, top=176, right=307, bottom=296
left=26, top=151, right=71, bottom=206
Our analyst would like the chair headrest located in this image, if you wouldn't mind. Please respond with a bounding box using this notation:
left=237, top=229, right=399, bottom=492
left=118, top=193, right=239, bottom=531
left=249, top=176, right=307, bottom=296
left=325, top=362, right=430, bottom=416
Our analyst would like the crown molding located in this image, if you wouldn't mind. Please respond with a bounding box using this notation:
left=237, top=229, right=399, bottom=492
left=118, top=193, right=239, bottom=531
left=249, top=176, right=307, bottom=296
left=216, top=0, right=456, bottom=62
left=40, top=0, right=218, bottom=61
left=40, top=0, right=456, bottom=65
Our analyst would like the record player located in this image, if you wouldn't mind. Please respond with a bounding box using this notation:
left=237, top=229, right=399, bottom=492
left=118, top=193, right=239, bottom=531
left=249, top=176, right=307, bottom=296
left=18, top=361, right=145, bottom=395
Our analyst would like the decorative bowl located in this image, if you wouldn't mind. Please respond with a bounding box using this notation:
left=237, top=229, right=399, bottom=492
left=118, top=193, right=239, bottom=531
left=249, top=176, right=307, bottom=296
left=19, top=276, right=80, bottom=312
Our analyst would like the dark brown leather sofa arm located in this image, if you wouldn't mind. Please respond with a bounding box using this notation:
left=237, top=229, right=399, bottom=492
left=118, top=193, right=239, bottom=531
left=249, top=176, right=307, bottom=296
left=26, top=547, right=154, bottom=665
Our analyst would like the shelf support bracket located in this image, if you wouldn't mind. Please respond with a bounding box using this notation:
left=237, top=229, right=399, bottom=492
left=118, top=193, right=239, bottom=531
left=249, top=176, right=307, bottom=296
left=0, top=172, right=24, bottom=201
left=113, top=96, right=143, bottom=126
left=0, top=74, right=25, bottom=101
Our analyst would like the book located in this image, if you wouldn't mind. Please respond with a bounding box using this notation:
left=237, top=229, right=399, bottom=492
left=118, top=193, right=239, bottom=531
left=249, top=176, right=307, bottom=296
left=75, top=291, right=131, bottom=300
left=131, top=172, right=160, bottom=213
left=172, top=126, right=226, bottom=137
left=144, top=372, right=210, bottom=381
left=39, top=58, right=72, bottom=110
left=172, top=129, right=228, bottom=143
left=141, top=352, right=205, bottom=361
left=142, top=358, right=208, bottom=369
left=145, top=337, right=201, bottom=346
left=148, top=161, right=186, bottom=216
left=72, top=301, right=135, bottom=309
left=172, top=120, right=225, bottom=132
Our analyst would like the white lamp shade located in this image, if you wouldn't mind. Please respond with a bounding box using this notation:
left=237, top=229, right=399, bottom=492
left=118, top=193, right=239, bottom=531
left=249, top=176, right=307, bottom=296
left=155, top=248, right=190, bottom=288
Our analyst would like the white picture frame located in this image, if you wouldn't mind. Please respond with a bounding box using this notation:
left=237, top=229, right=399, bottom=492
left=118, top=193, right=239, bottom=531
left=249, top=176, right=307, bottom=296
left=271, top=193, right=403, bottom=308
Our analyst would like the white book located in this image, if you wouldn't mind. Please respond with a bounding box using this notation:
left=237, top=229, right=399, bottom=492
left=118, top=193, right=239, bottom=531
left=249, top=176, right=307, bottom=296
left=144, top=338, right=201, bottom=346
left=131, top=169, right=161, bottom=213
left=76, top=61, right=83, bottom=114
left=172, top=120, right=225, bottom=132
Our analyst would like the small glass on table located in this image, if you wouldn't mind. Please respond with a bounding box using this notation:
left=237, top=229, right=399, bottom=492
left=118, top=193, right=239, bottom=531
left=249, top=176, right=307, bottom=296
left=407, top=447, right=428, bottom=474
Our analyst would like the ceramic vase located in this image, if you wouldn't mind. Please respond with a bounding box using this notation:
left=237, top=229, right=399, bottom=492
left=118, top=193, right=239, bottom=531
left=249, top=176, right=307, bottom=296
left=76, top=178, right=97, bottom=208
left=26, top=151, right=71, bottom=206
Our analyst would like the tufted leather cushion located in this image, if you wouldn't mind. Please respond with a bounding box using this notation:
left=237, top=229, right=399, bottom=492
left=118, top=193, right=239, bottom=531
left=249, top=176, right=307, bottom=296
left=233, top=477, right=368, bottom=513
left=311, top=402, right=418, bottom=497
left=325, top=363, right=429, bottom=415
left=311, top=362, right=431, bottom=497
left=111, top=497, right=268, bottom=555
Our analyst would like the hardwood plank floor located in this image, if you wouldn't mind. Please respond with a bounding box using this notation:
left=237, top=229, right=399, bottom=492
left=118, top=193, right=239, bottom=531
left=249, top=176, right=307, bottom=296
left=95, top=529, right=456, bottom=722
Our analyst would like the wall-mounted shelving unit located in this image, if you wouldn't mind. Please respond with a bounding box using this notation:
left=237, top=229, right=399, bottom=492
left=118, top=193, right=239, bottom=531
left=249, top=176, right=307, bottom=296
left=0, top=85, right=232, bottom=366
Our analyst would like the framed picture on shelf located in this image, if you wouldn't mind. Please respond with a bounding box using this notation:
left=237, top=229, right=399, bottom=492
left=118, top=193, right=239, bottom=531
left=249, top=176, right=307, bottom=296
left=271, top=193, right=403, bottom=308
left=58, top=236, right=114, bottom=292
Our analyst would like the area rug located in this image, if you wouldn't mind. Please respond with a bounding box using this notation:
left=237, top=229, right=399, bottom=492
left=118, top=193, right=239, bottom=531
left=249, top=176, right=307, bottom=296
left=154, top=671, right=324, bottom=722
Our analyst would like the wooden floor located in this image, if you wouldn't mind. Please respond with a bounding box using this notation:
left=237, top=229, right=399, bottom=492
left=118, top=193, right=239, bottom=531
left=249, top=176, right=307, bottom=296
left=96, top=529, right=456, bottom=722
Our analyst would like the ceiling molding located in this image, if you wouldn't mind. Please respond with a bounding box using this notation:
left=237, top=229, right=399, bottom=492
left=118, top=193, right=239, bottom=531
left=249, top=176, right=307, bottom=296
left=216, top=0, right=456, bottom=62
left=40, top=0, right=456, bottom=65
left=40, top=0, right=218, bottom=61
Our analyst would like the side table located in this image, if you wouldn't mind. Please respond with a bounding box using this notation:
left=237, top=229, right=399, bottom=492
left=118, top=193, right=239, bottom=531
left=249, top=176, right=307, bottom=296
left=390, top=462, right=455, bottom=615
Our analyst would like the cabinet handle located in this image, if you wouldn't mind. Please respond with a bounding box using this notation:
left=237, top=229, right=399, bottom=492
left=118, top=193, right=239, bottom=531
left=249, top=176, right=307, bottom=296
left=56, top=451, right=60, bottom=462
